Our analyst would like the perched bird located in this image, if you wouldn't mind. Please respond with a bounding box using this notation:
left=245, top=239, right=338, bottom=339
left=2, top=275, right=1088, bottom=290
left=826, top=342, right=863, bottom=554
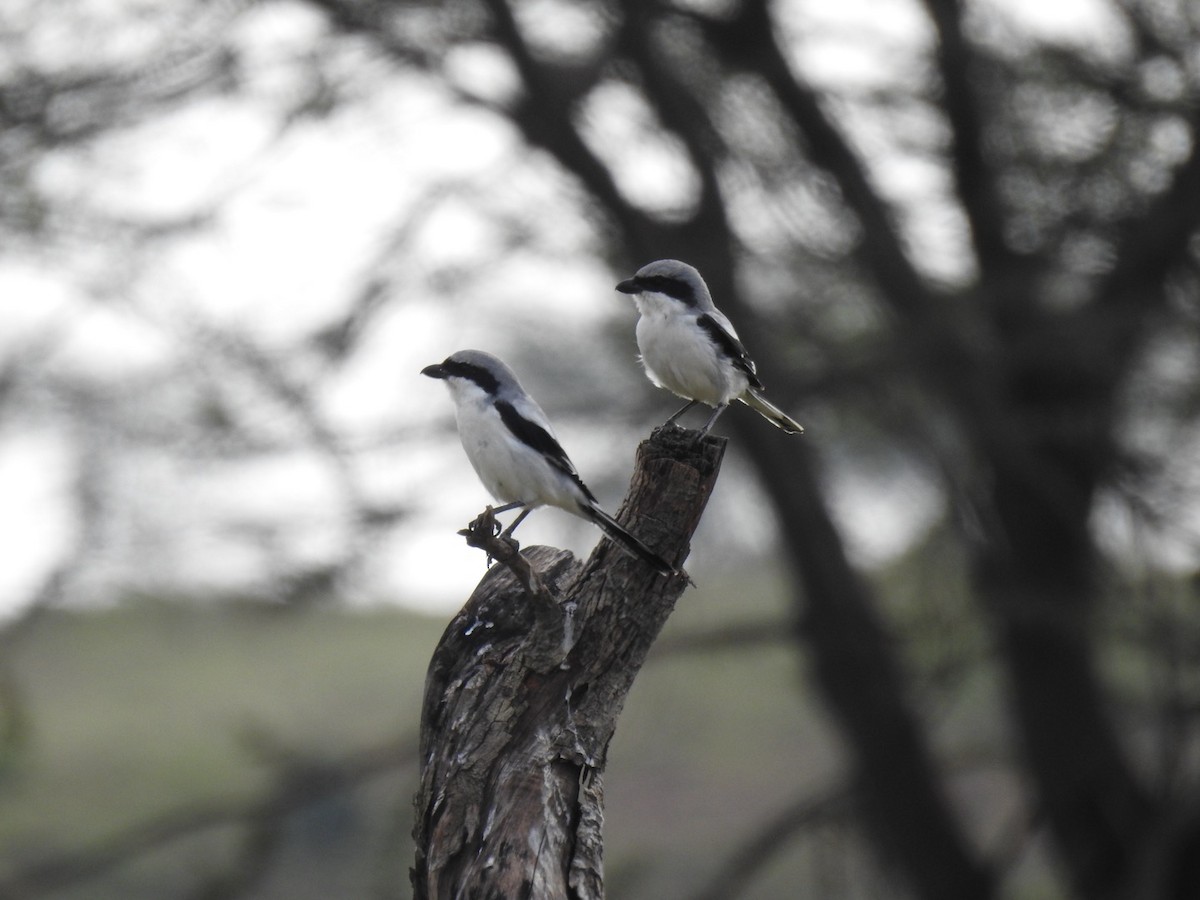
left=422, top=349, right=675, bottom=576
left=616, top=259, right=804, bottom=435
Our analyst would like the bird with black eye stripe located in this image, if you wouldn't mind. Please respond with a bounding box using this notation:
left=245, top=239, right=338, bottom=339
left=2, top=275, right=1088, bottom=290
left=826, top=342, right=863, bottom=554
left=422, top=349, right=676, bottom=577
left=616, top=259, right=804, bottom=435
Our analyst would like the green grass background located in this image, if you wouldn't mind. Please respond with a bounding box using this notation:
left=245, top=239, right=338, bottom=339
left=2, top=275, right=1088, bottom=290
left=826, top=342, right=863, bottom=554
left=0, top=565, right=1024, bottom=899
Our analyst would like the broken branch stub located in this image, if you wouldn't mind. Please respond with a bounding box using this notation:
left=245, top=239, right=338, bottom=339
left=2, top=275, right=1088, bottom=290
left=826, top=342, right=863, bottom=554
left=412, top=427, right=725, bottom=900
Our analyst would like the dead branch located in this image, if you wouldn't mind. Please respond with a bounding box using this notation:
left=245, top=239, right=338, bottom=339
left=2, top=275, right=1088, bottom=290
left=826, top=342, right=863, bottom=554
left=411, top=426, right=726, bottom=900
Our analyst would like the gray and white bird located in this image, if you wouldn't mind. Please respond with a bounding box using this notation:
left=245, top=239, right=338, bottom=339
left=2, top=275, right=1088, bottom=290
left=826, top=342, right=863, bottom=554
left=422, top=349, right=675, bottom=576
left=616, top=259, right=804, bottom=435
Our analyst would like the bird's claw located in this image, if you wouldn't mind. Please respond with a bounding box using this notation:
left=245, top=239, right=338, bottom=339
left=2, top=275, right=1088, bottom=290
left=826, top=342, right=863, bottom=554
left=464, top=506, right=501, bottom=537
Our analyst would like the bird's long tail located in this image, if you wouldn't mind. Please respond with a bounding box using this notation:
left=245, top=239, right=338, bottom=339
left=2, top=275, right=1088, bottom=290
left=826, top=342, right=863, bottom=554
left=585, top=505, right=676, bottom=576
left=740, top=390, right=805, bottom=435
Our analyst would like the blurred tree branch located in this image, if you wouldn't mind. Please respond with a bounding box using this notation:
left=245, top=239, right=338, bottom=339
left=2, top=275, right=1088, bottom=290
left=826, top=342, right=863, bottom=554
left=0, top=736, right=417, bottom=900
left=688, top=786, right=854, bottom=900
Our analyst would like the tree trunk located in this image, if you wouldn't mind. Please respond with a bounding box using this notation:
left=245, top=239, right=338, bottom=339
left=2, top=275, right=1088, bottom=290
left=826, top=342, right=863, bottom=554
left=411, top=427, right=725, bottom=900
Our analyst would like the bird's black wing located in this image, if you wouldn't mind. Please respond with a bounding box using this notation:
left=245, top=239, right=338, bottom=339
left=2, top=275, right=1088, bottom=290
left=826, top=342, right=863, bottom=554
left=495, top=400, right=597, bottom=503
left=697, top=313, right=765, bottom=390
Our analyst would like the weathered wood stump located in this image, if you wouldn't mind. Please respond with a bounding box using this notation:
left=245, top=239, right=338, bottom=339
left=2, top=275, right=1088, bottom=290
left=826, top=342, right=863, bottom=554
left=411, top=426, right=725, bottom=899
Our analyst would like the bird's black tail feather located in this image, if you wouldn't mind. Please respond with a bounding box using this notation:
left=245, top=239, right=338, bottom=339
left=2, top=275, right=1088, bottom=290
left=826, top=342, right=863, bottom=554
left=586, top=505, right=675, bottom=576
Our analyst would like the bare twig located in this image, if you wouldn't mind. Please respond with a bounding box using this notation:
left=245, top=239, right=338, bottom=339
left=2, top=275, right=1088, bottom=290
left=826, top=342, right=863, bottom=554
left=457, top=506, right=553, bottom=605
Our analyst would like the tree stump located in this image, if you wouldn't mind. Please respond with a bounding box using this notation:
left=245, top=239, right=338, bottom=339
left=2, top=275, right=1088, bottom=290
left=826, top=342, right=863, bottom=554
left=411, top=427, right=726, bottom=900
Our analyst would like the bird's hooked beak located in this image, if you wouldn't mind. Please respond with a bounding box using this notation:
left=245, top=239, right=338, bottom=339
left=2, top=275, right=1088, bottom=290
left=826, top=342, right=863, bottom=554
left=421, top=363, right=447, bottom=379
left=615, top=278, right=639, bottom=295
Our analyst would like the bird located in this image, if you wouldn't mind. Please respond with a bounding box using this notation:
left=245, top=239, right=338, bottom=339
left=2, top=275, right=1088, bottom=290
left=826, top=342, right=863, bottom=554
left=616, top=259, right=804, bottom=435
left=421, top=349, right=675, bottom=576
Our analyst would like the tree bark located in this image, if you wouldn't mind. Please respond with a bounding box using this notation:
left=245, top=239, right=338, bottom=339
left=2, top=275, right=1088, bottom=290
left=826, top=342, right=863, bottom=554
left=411, top=427, right=725, bottom=900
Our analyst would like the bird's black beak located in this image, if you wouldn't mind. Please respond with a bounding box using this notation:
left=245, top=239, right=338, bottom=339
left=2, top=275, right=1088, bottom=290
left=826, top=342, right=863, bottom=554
left=615, top=278, right=638, bottom=295
left=421, top=363, right=447, bottom=379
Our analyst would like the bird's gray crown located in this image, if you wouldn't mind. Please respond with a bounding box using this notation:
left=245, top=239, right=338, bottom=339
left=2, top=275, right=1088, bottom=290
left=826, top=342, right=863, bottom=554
left=617, top=259, right=712, bottom=309
left=422, top=349, right=519, bottom=396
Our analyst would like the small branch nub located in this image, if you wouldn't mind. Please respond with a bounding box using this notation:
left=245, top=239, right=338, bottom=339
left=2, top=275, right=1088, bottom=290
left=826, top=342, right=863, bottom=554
left=458, top=507, right=555, bottom=608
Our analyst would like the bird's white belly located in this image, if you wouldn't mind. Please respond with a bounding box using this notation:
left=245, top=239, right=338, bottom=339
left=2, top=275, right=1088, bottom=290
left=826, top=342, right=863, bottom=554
left=636, top=314, right=744, bottom=406
left=455, top=404, right=578, bottom=511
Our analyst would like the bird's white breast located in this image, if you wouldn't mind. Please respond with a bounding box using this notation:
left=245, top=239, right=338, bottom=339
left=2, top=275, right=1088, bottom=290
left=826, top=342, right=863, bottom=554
left=450, top=386, right=584, bottom=513
left=635, top=304, right=746, bottom=406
